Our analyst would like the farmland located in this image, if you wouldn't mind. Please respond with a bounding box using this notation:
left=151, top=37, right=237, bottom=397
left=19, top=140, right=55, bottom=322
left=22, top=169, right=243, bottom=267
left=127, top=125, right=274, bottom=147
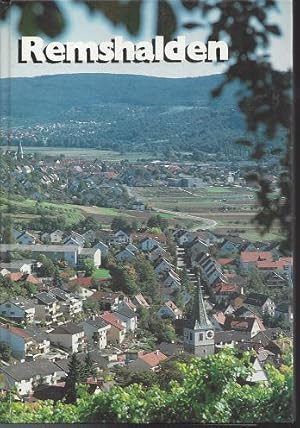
left=132, top=185, right=282, bottom=241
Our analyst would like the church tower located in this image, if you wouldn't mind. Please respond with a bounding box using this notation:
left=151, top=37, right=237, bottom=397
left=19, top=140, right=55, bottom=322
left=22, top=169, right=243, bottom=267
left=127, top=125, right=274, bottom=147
left=183, top=274, right=215, bottom=357
left=16, top=142, right=24, bottom=160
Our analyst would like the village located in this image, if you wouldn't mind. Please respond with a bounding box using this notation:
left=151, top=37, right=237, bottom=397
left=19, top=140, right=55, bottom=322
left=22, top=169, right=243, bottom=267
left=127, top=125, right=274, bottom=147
left=0, top=150, right=293, bottom=402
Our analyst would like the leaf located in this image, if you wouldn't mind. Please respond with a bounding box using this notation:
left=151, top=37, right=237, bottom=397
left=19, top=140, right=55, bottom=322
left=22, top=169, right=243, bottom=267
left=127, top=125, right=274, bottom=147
left=265, top=24, right=281, bottom=36
left=157, top=0, right=177, bottom=41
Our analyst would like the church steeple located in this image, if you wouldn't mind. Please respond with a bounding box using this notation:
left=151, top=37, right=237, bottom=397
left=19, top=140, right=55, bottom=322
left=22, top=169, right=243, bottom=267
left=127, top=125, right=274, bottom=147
left=189, top=275, right=212, bottom=330
left=17, top=142, right=24, bottom=160
left=183, top=272, right=215, bottom=357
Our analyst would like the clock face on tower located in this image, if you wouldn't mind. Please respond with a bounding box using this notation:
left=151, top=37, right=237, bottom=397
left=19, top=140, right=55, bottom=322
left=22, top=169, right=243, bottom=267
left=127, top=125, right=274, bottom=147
left=205, top=330, right=214, bottom=340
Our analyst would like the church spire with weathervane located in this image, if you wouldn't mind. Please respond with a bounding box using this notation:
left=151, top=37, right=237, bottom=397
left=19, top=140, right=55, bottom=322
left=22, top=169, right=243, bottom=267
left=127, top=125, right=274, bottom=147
left=183, top=271, right=215, bottom=357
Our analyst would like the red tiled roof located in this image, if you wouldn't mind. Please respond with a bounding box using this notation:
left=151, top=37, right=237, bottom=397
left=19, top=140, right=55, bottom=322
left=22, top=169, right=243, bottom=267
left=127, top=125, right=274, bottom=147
left=69, top=277, right=93, bottom=288
left=138, top=350, right=168, bottom=368
left=21, top=274, right=42, bottom=285
left=100, top=312, right=125, bottom=331
left=0, top=323, right=32, bottom=339
left=213, top=312, right=226, bottom=325
left=88, top=291, right=123, bottom=302
left=240, top=251, right=273, bottom=263
left=217, top=258, right=235, bottom=266
left=7, top=272, right=23, bottom=282
left=214, top=282, right=239, bottom=294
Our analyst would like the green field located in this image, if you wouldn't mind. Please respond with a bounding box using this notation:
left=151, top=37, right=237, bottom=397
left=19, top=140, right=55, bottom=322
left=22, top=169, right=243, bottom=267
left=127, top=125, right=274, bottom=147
left=92, top=268, right=111, bottom=280
left=7, top=146, right=156, bottom=162
left=0, top=193, right=84, bottom=226
left=132, top=186, right=282, bottom=241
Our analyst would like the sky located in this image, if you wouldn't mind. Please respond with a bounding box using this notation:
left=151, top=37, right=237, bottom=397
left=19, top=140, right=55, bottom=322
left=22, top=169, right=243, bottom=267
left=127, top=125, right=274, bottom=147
left=0, top=0, right=293, bottom=79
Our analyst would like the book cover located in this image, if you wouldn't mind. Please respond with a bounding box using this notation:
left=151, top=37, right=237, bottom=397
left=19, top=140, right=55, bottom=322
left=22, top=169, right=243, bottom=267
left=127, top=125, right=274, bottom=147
left=0, top=0, right=294, bottom=425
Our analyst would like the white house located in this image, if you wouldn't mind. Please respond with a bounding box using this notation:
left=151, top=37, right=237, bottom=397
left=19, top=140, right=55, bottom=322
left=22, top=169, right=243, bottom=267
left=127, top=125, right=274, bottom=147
left=41, top=229, right=64, bottom=244
left=93, top=241, right=109, bottom=257
left=114, top=305, right=137, bottom=332
left=79, top=318, right=111, bottom=349
left=34, top=292, right=63, bottom=326
left=1, top=359, right=64, bottom=396
left=50, top=288, right=83, bottom=318
left=78, top=247, right=101, bottom=268
left=48, top=323, right=86, bottom=353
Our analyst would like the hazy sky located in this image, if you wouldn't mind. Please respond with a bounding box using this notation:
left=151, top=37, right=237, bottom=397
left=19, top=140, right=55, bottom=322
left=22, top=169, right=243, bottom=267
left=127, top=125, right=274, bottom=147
left=0, top=0, right=293, bottom=79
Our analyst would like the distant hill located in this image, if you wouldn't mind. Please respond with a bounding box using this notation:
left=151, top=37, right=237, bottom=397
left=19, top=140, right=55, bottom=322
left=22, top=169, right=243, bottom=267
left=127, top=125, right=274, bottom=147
left=0, top=73, right=252, bottom=155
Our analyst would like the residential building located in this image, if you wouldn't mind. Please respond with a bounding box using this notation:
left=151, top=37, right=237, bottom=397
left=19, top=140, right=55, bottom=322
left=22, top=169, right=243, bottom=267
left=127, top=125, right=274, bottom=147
left=34, top=292, right=63, bottom=325
left=127, top=350, right=168, bottom=371
left=0, top=359, right=64, bottom=396
left=48, top=322, right=86, bottom=353
left=157, top=301, right=183, bottom=320
left=78, top=248, right=101, bottom=268
left=80, top=318, right=111, bottom=349
left=100, top=312, right=126, bottom=344
left=114, top=305, right=137, bottom=332
left=115, top=248, right=136, bottom=263
left=50, top=288, right=83, bottom=318
left=0, top=297, right=35, bottom=323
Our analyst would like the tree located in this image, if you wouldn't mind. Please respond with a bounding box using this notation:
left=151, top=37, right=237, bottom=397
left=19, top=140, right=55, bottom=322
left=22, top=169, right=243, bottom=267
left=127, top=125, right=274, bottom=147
left=147, top=215, right=168, bottom=231
left=110, top=265, right=138, bottom=296
left=133, top=255, right=160, bottom=301
left=64, top=353, right=85, bottom=404
left=83, top=353, right=97, bottom=378
left=111, top=216, right=131, bottom=233
left=37, top=254, right=56, bottom=277
left=53, top=268, right=63, bottom=288
left=82, top=258, right=96, bottom=277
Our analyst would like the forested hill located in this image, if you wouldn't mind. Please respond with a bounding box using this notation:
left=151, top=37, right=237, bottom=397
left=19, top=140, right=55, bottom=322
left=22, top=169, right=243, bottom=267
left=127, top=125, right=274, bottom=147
left=0, top=73, right=253, bottom=154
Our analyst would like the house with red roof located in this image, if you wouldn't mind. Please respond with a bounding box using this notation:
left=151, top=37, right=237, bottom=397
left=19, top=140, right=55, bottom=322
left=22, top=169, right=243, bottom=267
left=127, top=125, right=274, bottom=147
left=128, top=350, right=168, bottom=371
left=100, top=312, right=126, bottom=344
left=240, top=251, right=273, bottom=271
left=213, top=282, right=240, bottom=305
left=0, top=323, right=37, bottom=360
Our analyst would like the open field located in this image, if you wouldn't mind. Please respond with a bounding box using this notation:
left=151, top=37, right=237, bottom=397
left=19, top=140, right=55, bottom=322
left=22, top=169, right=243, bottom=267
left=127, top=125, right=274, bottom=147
left=0, top=193, right=84, bottom=226
left=5, top=146, right=156, bottom=162
left=132, top=186, right=282, bottom=241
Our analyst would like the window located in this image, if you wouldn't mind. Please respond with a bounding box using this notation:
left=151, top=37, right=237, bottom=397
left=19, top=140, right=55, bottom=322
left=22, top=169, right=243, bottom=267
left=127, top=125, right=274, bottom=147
left=199, top=333, right=203, bottom=341
left=189, top=332, right=193, bottom=340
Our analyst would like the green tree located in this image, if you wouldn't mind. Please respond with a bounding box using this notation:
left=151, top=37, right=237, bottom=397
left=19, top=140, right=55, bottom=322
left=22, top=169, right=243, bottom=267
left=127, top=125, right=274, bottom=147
left=111, top=216, right=131, bottom=233
left=83, top=353, right=97, bottom=378
left=53, top=268, right=63, bottom=288
left=37, top=255, right=56, bottom=277
left=147, top=215, right=168, bottom=231
left=64, top=353, right=85, bottom=404
left=82, top=258, right=96, bottom=277
left=110, top=265, right=138, bottom=296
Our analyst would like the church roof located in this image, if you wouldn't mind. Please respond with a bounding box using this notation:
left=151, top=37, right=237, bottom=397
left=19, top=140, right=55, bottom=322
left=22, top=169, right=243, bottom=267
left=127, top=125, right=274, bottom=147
left=187, top=276, right=212, bottom=330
